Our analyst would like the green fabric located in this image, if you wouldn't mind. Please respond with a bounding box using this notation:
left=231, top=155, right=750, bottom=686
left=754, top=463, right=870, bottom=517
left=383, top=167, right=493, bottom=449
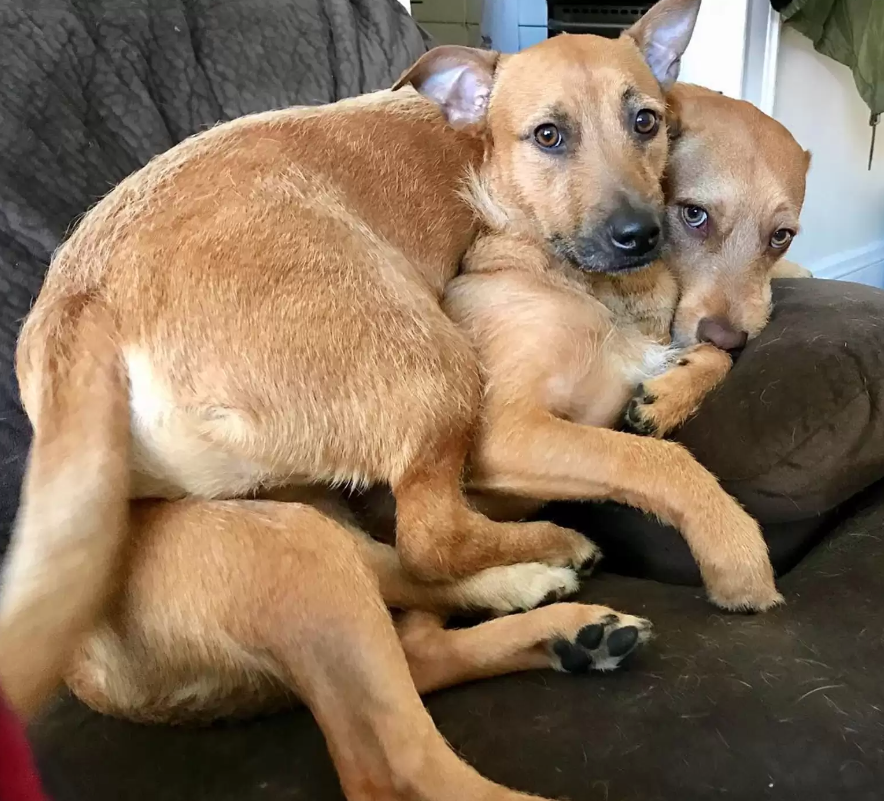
left=781, top=0, right=884, bottom=116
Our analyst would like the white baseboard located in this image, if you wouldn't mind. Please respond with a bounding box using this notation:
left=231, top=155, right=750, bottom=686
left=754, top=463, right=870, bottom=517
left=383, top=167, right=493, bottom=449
left=809, top=240, right=884, bottom=288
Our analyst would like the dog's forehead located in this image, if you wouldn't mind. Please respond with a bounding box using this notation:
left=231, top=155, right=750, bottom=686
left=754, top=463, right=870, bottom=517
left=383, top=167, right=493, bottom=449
left=671, top=91, right=808, bottom=215
left=491, top=34, right=662, bottom=118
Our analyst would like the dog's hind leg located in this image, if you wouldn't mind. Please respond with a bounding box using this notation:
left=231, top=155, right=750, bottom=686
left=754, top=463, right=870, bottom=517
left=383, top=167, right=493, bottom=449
left=397, top=606, right=652, bottom=694
left=68, top=499, right=552, bottom=801
left=170, top=234, right=596, bottom=584
left=390, top=427, right=598, bottom=582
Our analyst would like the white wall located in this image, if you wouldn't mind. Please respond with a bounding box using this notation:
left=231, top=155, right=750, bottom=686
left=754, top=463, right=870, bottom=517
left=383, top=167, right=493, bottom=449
left=774, top=27, right=884, bottom=286
left=679, top=0, right=748, bottom=98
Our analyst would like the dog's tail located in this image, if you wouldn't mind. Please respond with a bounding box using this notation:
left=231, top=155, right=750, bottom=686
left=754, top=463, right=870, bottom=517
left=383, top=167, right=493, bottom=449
left=0, top=294, right=130, bottom=718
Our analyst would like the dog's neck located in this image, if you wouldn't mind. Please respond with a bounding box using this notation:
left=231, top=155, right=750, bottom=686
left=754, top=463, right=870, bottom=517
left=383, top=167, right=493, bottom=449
left=582, top=262, right=678, bottom=343
left=461, top=223, right=678, bottom=344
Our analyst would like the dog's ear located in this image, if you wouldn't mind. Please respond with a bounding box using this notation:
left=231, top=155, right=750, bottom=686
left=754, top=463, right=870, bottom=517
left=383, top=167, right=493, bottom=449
left=393, top=46, right=500, bottom=127
left=624, top=0, right=702, bottom=90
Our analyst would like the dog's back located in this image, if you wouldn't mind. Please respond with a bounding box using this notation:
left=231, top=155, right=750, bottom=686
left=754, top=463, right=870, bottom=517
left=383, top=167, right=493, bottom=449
left=5, top=86, right=493, bottom=716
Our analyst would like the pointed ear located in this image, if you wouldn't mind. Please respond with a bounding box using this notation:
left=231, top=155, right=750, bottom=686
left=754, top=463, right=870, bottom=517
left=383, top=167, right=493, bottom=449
left=393, top=46, right=500, bottom=127
left=624, top=0, right=702, bottom=90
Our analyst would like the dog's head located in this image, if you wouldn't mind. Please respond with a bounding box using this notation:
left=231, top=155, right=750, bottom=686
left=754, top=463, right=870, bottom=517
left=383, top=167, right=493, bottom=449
left=664, top=84, right=811, bottom=350
left=395, top=0, right=702, bottom=273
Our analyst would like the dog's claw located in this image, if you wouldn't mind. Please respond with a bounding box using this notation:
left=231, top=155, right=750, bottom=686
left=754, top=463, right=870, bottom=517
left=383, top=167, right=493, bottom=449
left=622, top=388, right=659, bottom=436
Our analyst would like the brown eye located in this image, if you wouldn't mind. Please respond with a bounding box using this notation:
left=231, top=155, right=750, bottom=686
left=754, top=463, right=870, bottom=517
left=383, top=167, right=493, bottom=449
left=682, top=205, right=708, bottom=229
left=634, top=109, right=659, bottom=136
left=534, top=123, right=563, bottom=149
left=770, top=228, right=794, bottom=249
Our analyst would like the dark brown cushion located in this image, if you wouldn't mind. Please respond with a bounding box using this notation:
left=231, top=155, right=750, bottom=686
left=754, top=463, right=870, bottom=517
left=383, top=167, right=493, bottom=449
left=545, top=278, right=884, bottom=584
left=680, top=278, right=884, bottom=522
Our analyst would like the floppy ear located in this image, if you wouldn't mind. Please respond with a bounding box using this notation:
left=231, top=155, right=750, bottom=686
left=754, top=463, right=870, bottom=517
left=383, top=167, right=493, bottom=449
left=393, top=46, right=500, bottom=127
left=624, top=0, right=702, bottom=90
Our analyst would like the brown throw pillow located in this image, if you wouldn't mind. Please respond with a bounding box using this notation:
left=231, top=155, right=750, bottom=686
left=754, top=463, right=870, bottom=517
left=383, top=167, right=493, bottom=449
left=678, top=278, right=884, bottom=522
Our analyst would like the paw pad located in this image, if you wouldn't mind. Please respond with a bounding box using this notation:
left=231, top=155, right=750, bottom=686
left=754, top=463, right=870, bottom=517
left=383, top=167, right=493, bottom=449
left=550, top=613, right=650, bottom=673
left=606, top=626, right=639, bottom=657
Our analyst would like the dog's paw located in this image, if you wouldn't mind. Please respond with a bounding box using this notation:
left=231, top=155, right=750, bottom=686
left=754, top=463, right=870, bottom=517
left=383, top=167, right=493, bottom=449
left=705, top=568, right=785, bottom=613
left=699, top=524, right=783, bottom=614
left=623, top=371, right=700, bottom=438
left=548, top=607, right=652, bottom=673
left=458, top=563, right=582, bottom=615
left=623, top=383, right=665, bottom=437
left=516, top=521, right=602, bottom=574
left=708, top=585, right=785, bottom=614
left=623, top=345, right=733, bottom=438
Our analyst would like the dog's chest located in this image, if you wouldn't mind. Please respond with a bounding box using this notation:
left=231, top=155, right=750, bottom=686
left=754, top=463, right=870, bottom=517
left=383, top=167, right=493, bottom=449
left=543, top=267, right=680, bottom=426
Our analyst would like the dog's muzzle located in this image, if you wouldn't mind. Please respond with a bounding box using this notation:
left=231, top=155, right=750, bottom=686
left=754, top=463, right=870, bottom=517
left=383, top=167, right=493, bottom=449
left=552, top=200, right=664, bottom=273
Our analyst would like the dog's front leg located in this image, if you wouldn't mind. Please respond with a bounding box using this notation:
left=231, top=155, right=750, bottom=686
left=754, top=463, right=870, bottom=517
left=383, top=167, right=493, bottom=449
left=623, top=342, right=733, bottom=437
left=469, top=408, right=782, bottom=612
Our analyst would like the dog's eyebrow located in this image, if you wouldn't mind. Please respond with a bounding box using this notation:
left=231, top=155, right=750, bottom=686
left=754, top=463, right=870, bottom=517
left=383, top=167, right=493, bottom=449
left=622, top=87, right=660, bottom=109
left=521, top=105, right=576, bottom=140
left=772, top=201, right=796, bottom=216
left=542, top=105, right=573, bottom=128
left=770, top=201, right=801, bottom=224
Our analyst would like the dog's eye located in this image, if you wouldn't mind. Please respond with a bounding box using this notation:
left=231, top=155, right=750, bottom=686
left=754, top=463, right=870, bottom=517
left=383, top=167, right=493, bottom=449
left=682, top=205, right=708, bottom=229
left=534, top=124, right=563, bottom=149
left=770, top=228, right=794, bottom=249
left=634, top=109, right=659, bottom=137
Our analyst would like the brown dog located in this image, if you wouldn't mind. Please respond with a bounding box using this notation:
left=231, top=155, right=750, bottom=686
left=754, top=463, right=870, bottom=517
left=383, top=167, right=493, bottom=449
left=443, top=87, right=809, bottom=592
left=60, top=70, right=809, bottom=727
left=442, top=85, right=807, bottom=613
left=0, top=0, right=704, bottom=775
left=59, top=83, right=809, bottom=801
left=620, top=83, right=812, bottom=435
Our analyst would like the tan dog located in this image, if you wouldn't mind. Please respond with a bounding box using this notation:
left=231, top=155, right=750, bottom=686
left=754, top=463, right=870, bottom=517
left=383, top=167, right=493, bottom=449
left=58, top=85, right=809, bottom=801
left=618, top=83, right=813, bottom=434
left=444, top=88, right=809, bottom=579
left=60, top=73, right=810, bottom=733
left=0, top=0, right=707, bottom=771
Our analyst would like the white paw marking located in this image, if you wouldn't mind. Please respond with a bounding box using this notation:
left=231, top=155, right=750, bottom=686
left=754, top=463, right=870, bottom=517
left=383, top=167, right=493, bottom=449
left=459, top=563, right=580, bottom=614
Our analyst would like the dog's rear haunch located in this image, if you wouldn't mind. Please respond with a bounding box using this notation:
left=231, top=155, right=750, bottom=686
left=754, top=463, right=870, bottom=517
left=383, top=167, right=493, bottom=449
left=0, top=3, right=729, bottom=800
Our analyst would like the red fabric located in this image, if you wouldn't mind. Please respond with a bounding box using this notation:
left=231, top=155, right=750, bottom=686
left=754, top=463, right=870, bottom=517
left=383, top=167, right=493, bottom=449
left=0, top=694, right=49, bottom=801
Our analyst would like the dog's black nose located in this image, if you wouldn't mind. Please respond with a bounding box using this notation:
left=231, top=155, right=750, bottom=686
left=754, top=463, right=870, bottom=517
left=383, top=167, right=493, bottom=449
left=608, top=206, right=661, bottom=256
left=697, top=316, right=748, bottom=352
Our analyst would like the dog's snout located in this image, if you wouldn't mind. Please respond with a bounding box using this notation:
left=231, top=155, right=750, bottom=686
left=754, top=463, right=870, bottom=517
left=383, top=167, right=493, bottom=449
left=697, top=316, right=749, bottom=352
left=608, top=206, right=661, bottom=257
